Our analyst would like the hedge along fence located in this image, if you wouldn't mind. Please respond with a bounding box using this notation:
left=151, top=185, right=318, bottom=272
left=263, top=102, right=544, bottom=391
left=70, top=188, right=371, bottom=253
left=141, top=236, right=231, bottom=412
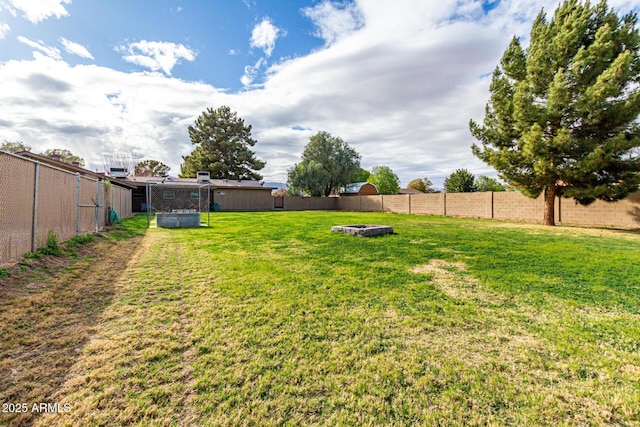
left=336, top=191, right=640, bottom=229
left=0, top=150, right=132, bottom=266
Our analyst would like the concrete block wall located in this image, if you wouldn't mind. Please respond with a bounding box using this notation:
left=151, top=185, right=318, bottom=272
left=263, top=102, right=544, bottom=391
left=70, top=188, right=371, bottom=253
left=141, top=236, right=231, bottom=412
left=559, top=193, right=640, bottom=229
left=331, top=191, right=640, bottom=229
left=283, top=196, right=338, bottom=211
left=361, top=196, right=383, bottom=212
left=382, top=195, right=410, bottom=213
left=337, top=196, right=360, bottom=211
left=410, top=193, right=445, bottom=215
left=446, top=192, right=493, bottom=218
left=493, top=192, right=545, bottom=223
left=215, top=189, right=273, bottom=211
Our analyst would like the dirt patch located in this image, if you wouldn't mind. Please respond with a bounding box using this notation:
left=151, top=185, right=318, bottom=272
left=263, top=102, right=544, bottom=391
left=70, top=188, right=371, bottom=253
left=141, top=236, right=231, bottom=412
left=0, top=243, right=96, bottom=299
left=490, top=221, right=640, bottom=240
left=410, top=259, right=502, bottom=304
left=410, top=259, right=466, bottom=277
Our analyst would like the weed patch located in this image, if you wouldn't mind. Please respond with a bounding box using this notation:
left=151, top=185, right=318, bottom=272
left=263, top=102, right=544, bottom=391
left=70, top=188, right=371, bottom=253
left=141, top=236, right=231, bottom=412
left=37, top=230, right=62, bottom=256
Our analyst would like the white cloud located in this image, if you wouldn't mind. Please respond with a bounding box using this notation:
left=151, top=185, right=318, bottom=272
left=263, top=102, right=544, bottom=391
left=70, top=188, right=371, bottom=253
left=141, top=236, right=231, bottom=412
left=2, top=0, right=639, bottom=187
left=302, top=1, right=363, bottom=46
left=241, top=58, right=266, bottom=87
left=60, top=37, right=94, bottom=60
left=0, top=53, right=222, bottom=172
left=4, top=0, right=70, bottom=23
left=0, top=22, right=9, bottom=39
left=250, top=18, right=283, bottom=57
left=117, top=40, right=197, bottom=75
left=17, top=36, right=61, bottom=59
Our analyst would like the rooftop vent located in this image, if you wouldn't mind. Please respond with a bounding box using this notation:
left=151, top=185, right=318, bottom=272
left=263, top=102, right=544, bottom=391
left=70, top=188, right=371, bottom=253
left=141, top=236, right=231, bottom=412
left=197, top=171, right=210, bottom=182
left=110, top=167, right=127, bottom=178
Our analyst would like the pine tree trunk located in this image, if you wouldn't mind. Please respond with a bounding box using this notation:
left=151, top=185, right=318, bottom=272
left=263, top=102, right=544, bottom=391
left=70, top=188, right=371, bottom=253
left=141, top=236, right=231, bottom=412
left=543, top=184, right=556, bottom=226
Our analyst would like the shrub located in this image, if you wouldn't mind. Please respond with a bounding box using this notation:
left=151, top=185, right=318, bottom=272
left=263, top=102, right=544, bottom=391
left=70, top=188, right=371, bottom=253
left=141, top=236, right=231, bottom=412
left=38, top=230, right=62, bottom=256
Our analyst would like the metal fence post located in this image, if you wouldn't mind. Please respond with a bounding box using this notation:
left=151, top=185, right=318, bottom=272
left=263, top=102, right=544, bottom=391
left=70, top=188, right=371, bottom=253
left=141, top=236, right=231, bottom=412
left=146, top=182, right=150, bottom=227
left=75, top=173, right=81, bottom=235
left=31, top=163, right=40, bottom=252
left=94, top=179, right=99, bottom=232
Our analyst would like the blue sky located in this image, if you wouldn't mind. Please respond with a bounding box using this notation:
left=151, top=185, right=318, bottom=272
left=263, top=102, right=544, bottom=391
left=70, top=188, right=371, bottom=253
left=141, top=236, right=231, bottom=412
left=1, top=0, right=639, bottom=186
left=0, top=1, right=327, bottom=89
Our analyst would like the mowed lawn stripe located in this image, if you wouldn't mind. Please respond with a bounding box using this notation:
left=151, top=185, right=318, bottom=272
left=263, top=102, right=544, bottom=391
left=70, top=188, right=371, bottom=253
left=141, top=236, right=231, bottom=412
left=36, top=231, right=196, bottom=427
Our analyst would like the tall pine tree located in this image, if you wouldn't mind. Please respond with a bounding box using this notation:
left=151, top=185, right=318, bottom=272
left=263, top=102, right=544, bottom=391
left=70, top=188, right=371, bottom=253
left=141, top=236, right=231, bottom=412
left=470, top=0, right=640, bottom=225
left=180, top=106, right=266, bottom=180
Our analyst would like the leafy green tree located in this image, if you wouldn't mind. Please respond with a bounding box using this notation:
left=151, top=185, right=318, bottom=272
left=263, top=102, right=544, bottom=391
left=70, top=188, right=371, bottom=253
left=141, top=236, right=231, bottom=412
left=287, top=131, right=361, bottom=196
left=470, top=0, right=640, bottom=225
left=444, top=169, right=476, bottom=193
left=407, top=177, right=435, bottom=193
left=180, top=106, right=266, bottom=180
left=475, top=175, right=505, bottom=192
left=351, top=166, right=371, bottom=182
left=367, top=165, right=400, bottom=195
left=135, top=160, right=171, bottom=177
left=40, top=148, right=84, bottom=167
left=1, top=141, right=31, bottom=153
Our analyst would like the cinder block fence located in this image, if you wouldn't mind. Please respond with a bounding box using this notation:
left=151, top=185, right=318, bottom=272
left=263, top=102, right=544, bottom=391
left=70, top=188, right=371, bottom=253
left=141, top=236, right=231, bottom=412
left=335, top=192, right=640, bottom=229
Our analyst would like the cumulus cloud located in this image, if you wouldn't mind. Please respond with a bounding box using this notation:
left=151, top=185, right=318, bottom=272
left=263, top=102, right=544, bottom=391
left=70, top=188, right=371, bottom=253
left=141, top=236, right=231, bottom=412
left=0, top=53, right=222, bottom=171
left=0, top=22, right=9, bottom=39
left=60, top=37, right=94, bottom=60
left=249, top=18, right=283, bottom=57
left=241, top=58, right=266, bottom=87
left=3, top=0, right=70, bottom=23
left=2, top=0, right=639, bottom=186
left=302, top=1, right=364, bottom=46
left=117, top=40, right=197, bottom=75
left=17, top=36, right=62, bottom=59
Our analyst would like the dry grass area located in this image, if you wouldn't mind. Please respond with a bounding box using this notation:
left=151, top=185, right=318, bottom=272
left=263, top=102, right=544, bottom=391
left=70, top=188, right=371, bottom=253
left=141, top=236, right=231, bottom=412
left=1, top=212, right=639, bottom=426
left=0, top=228, right=145, bottom=426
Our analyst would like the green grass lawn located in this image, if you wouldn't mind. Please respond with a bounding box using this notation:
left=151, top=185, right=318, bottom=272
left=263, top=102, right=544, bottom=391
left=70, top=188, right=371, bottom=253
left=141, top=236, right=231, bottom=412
left=4, top=212, right=640, bottom=426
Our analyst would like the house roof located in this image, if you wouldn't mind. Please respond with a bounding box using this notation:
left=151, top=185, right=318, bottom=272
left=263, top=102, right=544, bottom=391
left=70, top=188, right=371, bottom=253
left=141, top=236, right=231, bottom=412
left=398, top=188, right=423, bottom=194
left=341, top=182, right=378, bottom=194
left=16, top=151, right=137, bottom=189
left=125, top=176, right=274, bottom=190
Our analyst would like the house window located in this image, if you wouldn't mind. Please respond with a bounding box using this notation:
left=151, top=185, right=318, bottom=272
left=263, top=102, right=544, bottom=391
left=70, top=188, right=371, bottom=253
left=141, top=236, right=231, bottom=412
left=216, top=191, right=225, bottom=196
left=163, top=191, right=175, bottom=199
left=190, top=192, right=199, bottom=199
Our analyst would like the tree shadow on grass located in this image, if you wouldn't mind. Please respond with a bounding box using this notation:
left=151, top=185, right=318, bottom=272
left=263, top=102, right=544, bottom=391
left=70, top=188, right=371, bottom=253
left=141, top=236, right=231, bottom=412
left=0, top=232, right=145, bottom=426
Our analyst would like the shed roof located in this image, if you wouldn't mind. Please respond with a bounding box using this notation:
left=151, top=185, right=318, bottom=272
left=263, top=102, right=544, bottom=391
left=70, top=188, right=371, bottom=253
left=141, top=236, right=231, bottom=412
left=398, top=188, right=423, bottom=194
left=341, top=182, right=378, bottom=194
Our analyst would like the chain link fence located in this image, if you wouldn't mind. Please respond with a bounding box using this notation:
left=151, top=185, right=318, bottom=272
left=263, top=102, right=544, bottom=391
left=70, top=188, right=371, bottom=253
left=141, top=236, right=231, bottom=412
left=146, top=181, right=210, bottom=227
left=0, top=150, right=131, bottom=266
